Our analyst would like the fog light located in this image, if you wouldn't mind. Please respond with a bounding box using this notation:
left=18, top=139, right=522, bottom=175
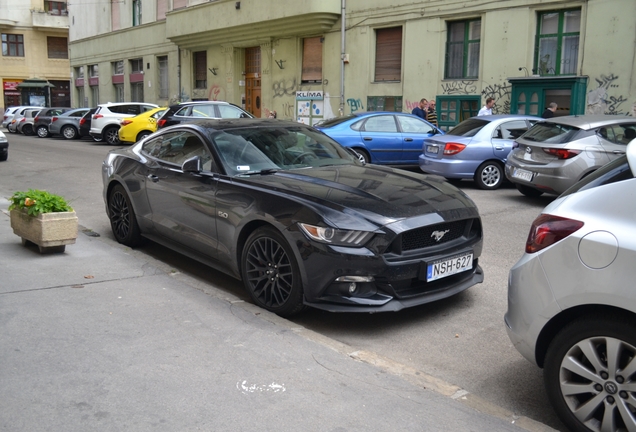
left=335, top=276, right=375, bottom=283
left=348, top=282, right=357, bottom=294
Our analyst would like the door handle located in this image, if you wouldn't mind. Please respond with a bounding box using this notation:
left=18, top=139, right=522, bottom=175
left=495, top=146, right=504, bottom=150
left=613, top=150, right=626, bottom=155
left=404, top=138, right=413, bottom=142
left=147, top=174, right=159, bottom=183
left=363, top=137, right=372, bottom=141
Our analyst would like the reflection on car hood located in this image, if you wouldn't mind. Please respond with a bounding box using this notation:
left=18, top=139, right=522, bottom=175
left=236, top=164, right=478, bottom=227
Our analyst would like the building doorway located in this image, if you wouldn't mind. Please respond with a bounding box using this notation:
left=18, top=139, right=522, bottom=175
left=245, top=47, right=261, bottom=118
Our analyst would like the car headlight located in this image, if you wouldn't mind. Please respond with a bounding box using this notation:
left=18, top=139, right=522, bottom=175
left=298, top=223, right=374, bottom=247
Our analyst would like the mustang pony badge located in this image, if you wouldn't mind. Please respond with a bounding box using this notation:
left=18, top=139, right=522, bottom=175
left=431, top=229, right=450, bottom=242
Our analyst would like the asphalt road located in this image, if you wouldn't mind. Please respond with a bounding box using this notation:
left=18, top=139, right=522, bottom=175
left=0, top=132, right=566, bottom=431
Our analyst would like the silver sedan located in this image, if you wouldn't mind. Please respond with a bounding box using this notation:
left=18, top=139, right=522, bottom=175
left=505, top=139, right=636, bottom=432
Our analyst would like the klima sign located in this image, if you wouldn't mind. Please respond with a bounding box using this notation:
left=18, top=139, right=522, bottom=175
left=296, top=91, right=323, bottom=101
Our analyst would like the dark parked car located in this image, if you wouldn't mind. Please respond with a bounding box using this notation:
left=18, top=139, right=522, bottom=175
left=48, top=108, right=91, bottom=139
left=156, top=101, right=253, bottom=129
left=102, top=119, right=484, bottom=316
left=34, top=107, right=73, bottom=138
left=79, top=107, right=99, bottom=140
left=0, top=129, right=8, bottom=161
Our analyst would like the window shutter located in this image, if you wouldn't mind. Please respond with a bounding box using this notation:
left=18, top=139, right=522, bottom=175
left=301, top=37, right=322, bottom=82
left=47, top=37, right=68, bottom=59
left=375, top=27, right=402, bottom=81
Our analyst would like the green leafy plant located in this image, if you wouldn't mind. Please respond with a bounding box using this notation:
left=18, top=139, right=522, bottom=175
left=8, top=189, right=73, bottom=216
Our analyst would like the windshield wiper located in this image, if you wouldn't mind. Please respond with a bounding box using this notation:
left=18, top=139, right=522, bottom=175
left=240, top=168, right=279, bottom=176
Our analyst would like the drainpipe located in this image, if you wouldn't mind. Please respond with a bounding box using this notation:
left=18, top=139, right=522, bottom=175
left=339, top=0, right=346, bottom=116
left=177, top=46, right=182, bottom=103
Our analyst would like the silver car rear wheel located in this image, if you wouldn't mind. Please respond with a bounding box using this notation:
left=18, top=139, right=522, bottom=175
left=544, top=316, right=636, bottom=432
left=474, top=161, right=504, bottom=190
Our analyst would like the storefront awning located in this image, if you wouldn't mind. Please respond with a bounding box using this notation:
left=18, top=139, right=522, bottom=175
left=16, top=79, right=56, bottom=89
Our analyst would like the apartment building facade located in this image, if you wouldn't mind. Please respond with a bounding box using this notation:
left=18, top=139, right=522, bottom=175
left=0, top=0, right=71, bottom=111
left=68, top=0, right=636, bottom=128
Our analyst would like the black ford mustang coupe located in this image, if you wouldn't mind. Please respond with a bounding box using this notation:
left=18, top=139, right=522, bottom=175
left=102, top=119, right=483, bottom=316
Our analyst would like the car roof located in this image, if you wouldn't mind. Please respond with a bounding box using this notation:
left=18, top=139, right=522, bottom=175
left=175, top=101, right=231, bottom=106
left=543, top=115, right=636, bottom=130
left=474, top=114, right=542, bottom=121
left=98, top=102, right=158, bottom=107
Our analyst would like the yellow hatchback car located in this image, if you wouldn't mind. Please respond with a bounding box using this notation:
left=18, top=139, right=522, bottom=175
left=118, top=107, right=167, bottom=144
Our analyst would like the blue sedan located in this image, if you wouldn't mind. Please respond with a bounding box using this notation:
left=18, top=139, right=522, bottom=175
left=315, top=112, right=443, bottom=165
left=419, top=115, right=542, bottom=190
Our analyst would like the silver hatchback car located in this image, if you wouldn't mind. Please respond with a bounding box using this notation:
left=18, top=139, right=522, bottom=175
left=505, top=115, right=636, bottom=197
left=505, top=140, right=636, bottom=432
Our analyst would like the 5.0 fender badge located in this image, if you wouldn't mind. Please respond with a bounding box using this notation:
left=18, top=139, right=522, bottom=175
left=217, top=211, right=229, bottom=219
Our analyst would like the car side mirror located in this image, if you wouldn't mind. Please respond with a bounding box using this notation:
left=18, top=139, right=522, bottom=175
left=182, top=156, right=202, bottom=173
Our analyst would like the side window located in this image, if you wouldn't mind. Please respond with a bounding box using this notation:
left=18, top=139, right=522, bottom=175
left=218, top=105, right=245, bottom=118
left=597, top=127, right=617, bottom=144
left=140, top=105, right=155, bottom=113
left=497, top=120, right=530, bottom=139
left=142, top=132, right=213, bottom=169
left=191, top=104, right=216, bottom=118
left=616, top=124, right=636, bottom=145
left=362, top=115, right=398, bottom=132
left=175, top=106, right=191, bottom=117
left=397, top=115, right=435, bottom=134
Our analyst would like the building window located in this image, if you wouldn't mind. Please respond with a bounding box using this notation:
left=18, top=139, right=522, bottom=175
left=46, top=1, right=68, bottom=15
left=158, top=56, right=169, bottom=99
left=91, top=85, right=99, bottom=106
left=133, top=0, right=142, bottom=26
left=301, top=37, right=322, bottom=83
left=2, top=34, right=24, bottom=57
left=47, top=37, right=68, bottom=59
left=445, top=19, right=481, bottom=79
left=114, top=84, right=124, bottom=102
left=374, top=27, right=402, bottom=82
left=131, top=82, right=144, bottom=102
left=112, top=60, right=124, bottom=75
left=367, top=96, right=402, bottom=112
left=75, top=66, right=84, bottom=79
left=130, top=58, right=143, bottom=73
left=89, top=64, right=99, bottom=77
left=77, top=85, right=86, bottom=107
left=194, top=51, right=207, bottom=89
left=436, top=96, right=480, bottom=131
left=535, top=9, right=580, bottom=76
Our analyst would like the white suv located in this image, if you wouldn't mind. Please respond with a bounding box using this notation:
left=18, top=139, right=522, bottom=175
left=90, top=102, right=158, bottom=145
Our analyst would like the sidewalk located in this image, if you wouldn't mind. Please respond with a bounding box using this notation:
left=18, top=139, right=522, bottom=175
left=0, top=198, right=555, bottom=432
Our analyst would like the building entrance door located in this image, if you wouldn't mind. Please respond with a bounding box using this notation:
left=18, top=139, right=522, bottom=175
left=245, top=47, right=261, bottom=118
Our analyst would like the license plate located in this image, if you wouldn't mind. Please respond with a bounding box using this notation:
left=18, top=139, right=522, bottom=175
left=426, top=145, right=439, bottom=154
left=426, top=252, right=473, bottom=282
left=512, top=167, right=534, bottom=182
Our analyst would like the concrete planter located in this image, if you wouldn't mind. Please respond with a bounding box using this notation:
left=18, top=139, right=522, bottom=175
left=10, top=208, right=78, bottom=253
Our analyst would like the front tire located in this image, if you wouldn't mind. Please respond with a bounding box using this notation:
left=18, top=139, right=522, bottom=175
left=515, top=183, right=544, bottom=197
left=36, top=125, right=49, bottom=138
left=241, top=227, right=305, bottom=317
left=474, top=161, right=504, bottom=190
left=544, top=315, right=636, bottom=432
left=103, top=126, right=120, bottom=145
left=108, top=184, right=142, bottom=247
left=62, top=125, right=78, bottom=140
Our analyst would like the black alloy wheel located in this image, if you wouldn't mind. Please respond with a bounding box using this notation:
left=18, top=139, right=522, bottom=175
left=241, top=227, right=305, bottom=317
left=36, top=125, right=49, bottom=138
left=474, top=161, right=504, bottom=190
left=108, top=184, right=141, bottom=246
left=22, top=125, right=34, bottom=136
left=104, top=126, right=120, bottom=145
left=544, top=315, right=636, bottom=432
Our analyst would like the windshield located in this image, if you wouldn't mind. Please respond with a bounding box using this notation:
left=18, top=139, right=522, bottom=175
left=520, top=122, right=580, bottom=144
left=209, top=125, right=358, bottom=175
left=448, top=118, right=490, bottom=137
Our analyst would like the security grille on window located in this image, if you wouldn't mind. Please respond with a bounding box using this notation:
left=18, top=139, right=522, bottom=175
left=535, top=9, right=580, bottom=76
left=374, top=27, right=402, bottom=82
left=2, top=34, right=24, bottom=57
left=113, top=61, right=124, bottom=75
left=47, top=37, right=68, bottom=59
left=158, top=56, right=169, bottom=99
left=302, top=37, right=323, bottom=83
left=194, top=51, right=207, bottom=89
left=445, top=19, right=481, bottom=79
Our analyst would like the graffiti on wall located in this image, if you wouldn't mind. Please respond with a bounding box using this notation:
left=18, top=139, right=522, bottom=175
left=169, top=88, right=190, bottom=105
left=442, top=81, right=478, bottom=95
left=482, top=82, right=512, bottom=114
left=587, top=73, right=631, bottom=115
left=405, top=99, right=419, bottom=111
left=272, top=78, right=299, bottom=98
left=346, top=98, right=364, bottom=113
left=209, top=84, right=226, bottom=102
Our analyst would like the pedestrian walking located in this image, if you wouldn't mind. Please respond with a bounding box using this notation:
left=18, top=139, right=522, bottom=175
left=427, top=99, right=438, bottom=127
left=411, top=98, right=428, bottom=120
left=542, top=102, right=557, bottom=119
left=478, top=98, right=495, bottom=116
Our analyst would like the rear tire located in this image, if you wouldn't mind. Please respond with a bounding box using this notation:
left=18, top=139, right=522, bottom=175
left=22, top=125, right=34, bottom=136
left=61, top=125, right=78, bottom=140
left=136, top=131, right=151, bottom=142
left=544, top=315, right=636, bottom=432
left=353, top=148, right=370, bottom=164
left=515, top=183, right=544, bottom=197
left=474, top=161, right=504, bottom=190
left=36, top=125, right=49, bottom=138
left=108, top=184, right=142, bottom=247
left=104, top=126, right=120, bottom=145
